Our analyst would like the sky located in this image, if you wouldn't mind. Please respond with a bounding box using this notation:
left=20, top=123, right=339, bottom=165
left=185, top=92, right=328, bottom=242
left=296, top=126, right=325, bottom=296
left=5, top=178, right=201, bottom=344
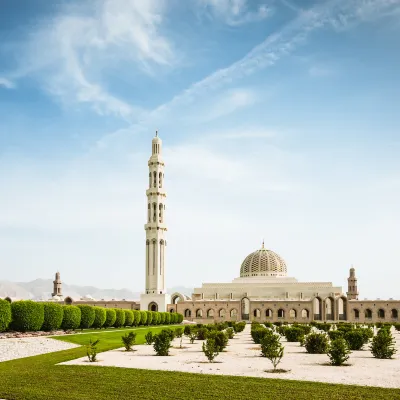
left=0, top=0, right=400, bottom=299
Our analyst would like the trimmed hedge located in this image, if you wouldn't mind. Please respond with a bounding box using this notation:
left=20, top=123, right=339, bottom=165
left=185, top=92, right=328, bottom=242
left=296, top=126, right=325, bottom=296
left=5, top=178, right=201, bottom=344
left=0, top=299, right=12, bottom=332
left=164, top=312, right=171, bottom=324
left=103, top=308, right=116, bottom=328
left=124, top=310, right=134, bottom=326
left=11, top=300, right=44, bottom=332
left=114, top=309, right=126, bottom=328
left=133, top=310, right=141, bottom=326
left=146, top=311, right=153, bottom=325
left=77, top=305, right=95, bottom=329
left=61, top=305, right=81, bottom=330
left=42, top=302, right=64, bottom=331
left=140, top=311, right=148, bottom=325
left=92, top=307, right=107, bottom=329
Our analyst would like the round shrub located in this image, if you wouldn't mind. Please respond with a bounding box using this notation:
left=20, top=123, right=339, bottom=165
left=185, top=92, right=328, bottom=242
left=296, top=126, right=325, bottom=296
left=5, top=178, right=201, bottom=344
left=304, top=332, right=329, bottom=354
left=103, top=308, right=116, bottom=328
left=61, top=305, right=81, bottom=330
left=164, top=312, right=171, bottom=324
left=11, top=300, right=44, bottom=332
left=370, top=329, right=397, bottom=359
left=207, top=331, right=228, bottom=352
left=285, top=327, right=304, bottom=342
left=345, top=330, right=365, bottom=350
left=77, top=305, right=95, bottom=329
left=328, top=338, right=351, bottom=366
left=159, top=312, right=166, bottom=324
left=150, top=311, right=158, bottom=325
left=124, top=310, right=134, bottom=326
left=139, top=311, right=148, bottom=325
left=42, top=302, right=64, bottom=331
left=171, top=313, right=178, bottom=324
left=177, top=313, right=183, bottom=323
left=132, top=310, right=141, bottom=326
left=196, top=327, right=209, bottom=340
left=114, top=309, right=126, bottom=328
left=0, top=299, right=12, bottom=332
left=92, top=307, right=107, bottom=329
left=155, top=312, right=162, bottom=324
left=328, top=330, right=344, bottom=341
left=146, top=311, right=153, bottom=325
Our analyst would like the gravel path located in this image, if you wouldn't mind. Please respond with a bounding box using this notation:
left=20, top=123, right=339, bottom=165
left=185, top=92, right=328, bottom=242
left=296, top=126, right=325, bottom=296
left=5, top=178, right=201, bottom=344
left=62, top=325, right=400, bottom=389
left=0, top=337, right=79, bottom=363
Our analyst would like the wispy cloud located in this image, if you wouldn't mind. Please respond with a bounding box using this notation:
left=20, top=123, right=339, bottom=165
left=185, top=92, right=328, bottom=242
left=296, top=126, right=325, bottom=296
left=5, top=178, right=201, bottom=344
left=197, top=0, right=272, bottom=26
left=0, top=78, right=15, bottom=89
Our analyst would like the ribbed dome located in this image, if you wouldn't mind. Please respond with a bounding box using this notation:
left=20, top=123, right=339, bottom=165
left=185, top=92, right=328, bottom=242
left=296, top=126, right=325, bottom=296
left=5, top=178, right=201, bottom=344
left=240, top=244, right=287, bottom=277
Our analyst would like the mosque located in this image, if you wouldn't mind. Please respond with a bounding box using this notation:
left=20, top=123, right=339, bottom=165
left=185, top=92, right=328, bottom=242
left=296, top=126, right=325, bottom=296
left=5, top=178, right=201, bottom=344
left=25, top=132, right=400, bottom=324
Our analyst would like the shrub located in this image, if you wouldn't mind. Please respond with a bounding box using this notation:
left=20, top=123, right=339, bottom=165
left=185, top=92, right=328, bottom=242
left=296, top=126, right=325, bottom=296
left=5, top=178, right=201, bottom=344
left=394, top=323, right=400, bottom=332
left=92, top=307, right=106, bottom=329
left=196, top=327, right=209, bottom=340
left=273, top=322, right=282, bottom=327
left=139, top=311, right=147, bottom=326
left=284, top=327, right=304, bottom=342
left=188, top=330, right=197, bottom=343
left=42, top=302, right=64, bottom=331
left=155, top=312, right=162, bottom=324
left=151, top=311, right=159, bottom=325
left=370, top=330, right=397, bottom=359
left=10, top=301, right=44, bottom=332
left=260, top=332, right=284, bottom=371
left=202, top=338, right=219, bottom=363
left=170, top=313, right=178, bottom=324
left=164, top=312, right=171, bottom=325
left=226, top=327, right=234, bottom=339
left=86, top=338, right=99, bottom=362
left=61, top=305, right=81, bottom=331
left=234, top=321, right=246, bottom=333
left=121, top=332, right=136, bottom=351
left=103, top=308, right=116, bottom=328
left=124, top=310, right=134, bottom=327
left=336, top=323, right=354, bottom=333
left=358, top=327, right=374, bottom=343
left=114, top=309, right=126, bottom=328
left=207, top=331, right=228, bottom=352
left=184, top=325, right=192, bottom=335
left=264, top=322, right=273, bottom=328
left=132, top=310, right=141, bottom=326
left=297, top=325, right=312, bottom=335
left=304, top=332, right=329, bottom=354
left=77, top=305, right=95, bottom=329
left=0, top=299, right=12, bottom=332
left=161, top=328, right=175, bottom=341
left=344, top=330, right=365, bottom=350
left=159, top=312, right=166, bottom=325
left=328, top=330, right=344, bottom=341
left=318, top=323, right=331, bottom=332
left=251, top=327, right=270, bottom=344
left=177, top=313, right=184, bottom=323
left=146, top=311, right=153, bottom=325
left=145, top=331, right=154, bottom=345
left=328, top=338, right=351, bottom=366
left=153, top=330, right=172, bottom=356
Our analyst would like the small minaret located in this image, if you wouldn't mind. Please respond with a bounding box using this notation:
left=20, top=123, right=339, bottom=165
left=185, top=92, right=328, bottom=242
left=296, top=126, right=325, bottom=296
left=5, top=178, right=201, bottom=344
left=346, top=267, right=358, bottom=300
left=52, top=271, right=62, bottom=297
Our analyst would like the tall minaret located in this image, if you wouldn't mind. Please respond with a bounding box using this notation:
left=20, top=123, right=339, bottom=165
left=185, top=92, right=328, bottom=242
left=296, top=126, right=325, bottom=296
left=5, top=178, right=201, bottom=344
left=346, top=267, right=358, bottom=300
left=52, top=271, right=62, bottom=297
left=140, top=132, right=170, bottom=311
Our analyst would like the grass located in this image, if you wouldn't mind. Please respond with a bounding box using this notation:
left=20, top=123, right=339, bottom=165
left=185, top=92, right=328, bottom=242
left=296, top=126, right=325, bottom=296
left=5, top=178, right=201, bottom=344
left=0, top=326, right=400, bottom=400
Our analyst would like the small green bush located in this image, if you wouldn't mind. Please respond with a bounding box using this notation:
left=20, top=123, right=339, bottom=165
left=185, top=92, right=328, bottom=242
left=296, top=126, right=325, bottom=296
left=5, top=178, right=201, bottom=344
left=226, top=327, right=234, bottom=339
left=284, top=327, right=304, bottom=342
left=177, top=313, right=184, bottom=323
left=345, top=330, right=365, bottom=350
left=153, top=330, right=172, bottom=356
left=77, top=305, right=95, bottom=329
left=164, top=312, right=171, bottom=324
left=114, top=309, right=126, bottom=328
left=139, top=311, right=147, bottom=326
left=132, top=310, right=141, bottom=326
left=196, top=327, right=209, bottom=340
left=61, top=305, right=81, bottom=331
left=202, top=338, right=219, bottom=362
left=234, top=321, right=246, bottom=333
left=260, top=332, right=284, bottom=371
left=11, top=301, right=44, bottom=332
left=207, top=331, right=228, bottom=352
left=92, top=307, right=106, bottom=329
left=170, top=313, right=178, bottom=324
left=103, top=308, right=116, bottom=328
left=42, top=302, right=64, bottom=331
left=264, top=322, right=273, bottom=328
left=328, top=338, right=351, bottom=366
left=159, top=312, right=166, bottom=324
left=328, top=330, right=344, bottom=341
left=304, top=332, right=329, bottom=354
left=161, top=328, right=175, bottom=341
left=124, top=310, right=134, bottom=327
left=184, top=325, right=192, bottom=335
left=0, top=299, right=12, bottom=332
left=251, top=327, right=270, bottom=344
left=370, top=330, right=397, bottom=359
left=121, top=332, right=136, bottom=351
left=86, top=338, right=99, bottom=362
left=145, top=331, right=154, bottom=345
left=146, top=311, right=153, bottom=325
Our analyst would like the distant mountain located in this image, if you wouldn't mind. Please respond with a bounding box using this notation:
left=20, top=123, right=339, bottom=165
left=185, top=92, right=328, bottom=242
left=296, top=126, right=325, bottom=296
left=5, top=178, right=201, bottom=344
left=0, top=279, right=193, bottom=301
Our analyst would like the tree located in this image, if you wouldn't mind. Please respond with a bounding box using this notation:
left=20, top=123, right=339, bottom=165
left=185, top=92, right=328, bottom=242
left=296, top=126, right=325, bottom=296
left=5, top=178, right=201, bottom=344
left=304, top=332, right=329, bottom=354
left=202, top=338, right=219, bottom=363
left=145, top=331, right=154, bottom=345
left=260, top=333, right=284, bottom=371
left=153, top=330, right=172, bottom=356
left=86, top=338, right=100, bottom=362
left=328, top=338, right=351, bottom=366
left=121, top=332, right=137, bottom=351
left=370, top=330, right=397, bottom=359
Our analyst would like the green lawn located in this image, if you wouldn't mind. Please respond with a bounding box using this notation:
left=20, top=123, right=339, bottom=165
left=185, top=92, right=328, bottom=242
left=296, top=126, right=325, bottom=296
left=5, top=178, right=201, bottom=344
left=0, top=326, right=399, bottom=400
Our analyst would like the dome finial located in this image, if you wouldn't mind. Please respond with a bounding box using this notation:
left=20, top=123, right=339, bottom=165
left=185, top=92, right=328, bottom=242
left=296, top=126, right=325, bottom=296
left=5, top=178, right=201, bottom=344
left=261, top=239, right=264, bottom=249
left=155, top=129, right=158, bottom=137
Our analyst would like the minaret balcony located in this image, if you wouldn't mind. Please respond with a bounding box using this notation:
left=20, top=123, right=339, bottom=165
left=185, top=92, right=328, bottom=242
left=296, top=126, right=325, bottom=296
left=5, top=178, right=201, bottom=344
left=146, top=188, right=166, bottom=197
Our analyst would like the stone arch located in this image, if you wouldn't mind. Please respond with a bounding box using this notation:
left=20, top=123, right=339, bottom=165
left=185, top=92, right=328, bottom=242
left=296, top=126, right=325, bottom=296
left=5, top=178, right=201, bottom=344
left=64, top=296, right=73, bottom=305
left=289, top=309, right=297, bottom=319
left=277, top=309, right=285, bottom=318
left=337, top=296, right=347, bottom=321
left=159, top=203, right=163, bottom=223
left=207, top=309, right=214, bottom=318
left=253, top=308, right=261, bottom=318
left=378, top=308, right=385, bottom=319
left=301, top=309, right=309, bottom=319
left=169, top=308, right=174, bottom=313
left=324, top=297, right=335, bottom=320
left=184, top=309, right=191, bottom=318
left=153, top=171, right=157, bottom=187
left=353, top=309, right=360, bottom=319
left=196, top=309, right=203, bottom=318
left=159, top=172, right=163, bottom=188
left=241, top=297, right=250, bottom=320
left=365, top=308, right=372, bottom=319
left=148, top=172, right=151, bottom=187
left=230, top=308, right=238, bottom=319
left=148, top=302, right=158, bottom=312
left=391, top=309, right=398, bottom=320
left=266, top=308, right=273, bottom=318
left=171, top=292, right=185, bottom=304
left=219, top=309, right=226, bottom=318
left=313, top=297, right=322, bottom=320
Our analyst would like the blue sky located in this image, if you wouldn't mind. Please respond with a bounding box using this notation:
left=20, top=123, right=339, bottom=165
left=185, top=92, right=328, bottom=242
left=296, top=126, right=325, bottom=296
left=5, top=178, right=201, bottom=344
left=0, top=0, right=399, bottom=299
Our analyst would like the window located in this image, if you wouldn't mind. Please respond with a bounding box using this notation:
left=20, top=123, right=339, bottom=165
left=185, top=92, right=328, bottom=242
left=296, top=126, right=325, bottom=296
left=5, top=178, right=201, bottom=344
left=278, top=309, right=285, bottom=318
left=354, top=309, right=360, bottom=319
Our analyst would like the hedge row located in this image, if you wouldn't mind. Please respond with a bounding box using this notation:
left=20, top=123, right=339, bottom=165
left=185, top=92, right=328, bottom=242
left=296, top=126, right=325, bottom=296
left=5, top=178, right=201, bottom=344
left=0, top=300, right=183, bottom=332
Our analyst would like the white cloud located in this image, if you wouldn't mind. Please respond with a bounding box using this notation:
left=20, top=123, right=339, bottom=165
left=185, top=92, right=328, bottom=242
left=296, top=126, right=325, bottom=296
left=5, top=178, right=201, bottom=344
left=198, top=0, right=272, bottom=25
left=0, top=77, right=15, bottom=89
